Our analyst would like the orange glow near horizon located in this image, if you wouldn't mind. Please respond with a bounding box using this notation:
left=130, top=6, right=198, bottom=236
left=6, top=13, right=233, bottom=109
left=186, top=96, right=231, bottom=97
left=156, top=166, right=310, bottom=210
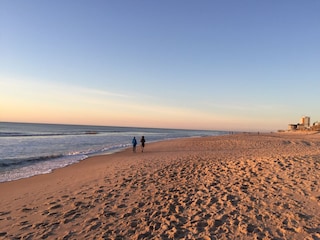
left=1, top=77, right=282, bottom=131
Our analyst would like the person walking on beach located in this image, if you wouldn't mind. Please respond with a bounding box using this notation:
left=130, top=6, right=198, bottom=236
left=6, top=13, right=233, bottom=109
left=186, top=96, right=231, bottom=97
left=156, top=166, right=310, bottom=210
left=132, top=137, right=137, bottom=152
left=140, top=136, right=146, bottom=152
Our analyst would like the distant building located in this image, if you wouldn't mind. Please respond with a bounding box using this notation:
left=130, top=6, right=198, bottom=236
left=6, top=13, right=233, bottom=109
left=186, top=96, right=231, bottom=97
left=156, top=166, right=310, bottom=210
left=311, top=121, right=320, bottom=131
left=288, top=124, right=298, bottom=130
left=300, top=116, right=310, bottom=128
left=288, top=116, right=312, bottom=131
left=288, top=117, right=320, bottom=132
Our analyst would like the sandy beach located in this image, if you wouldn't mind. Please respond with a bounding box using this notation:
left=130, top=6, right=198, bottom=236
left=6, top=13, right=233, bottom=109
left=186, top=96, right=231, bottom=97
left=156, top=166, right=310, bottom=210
left=1, top=133, right=320, bottom=239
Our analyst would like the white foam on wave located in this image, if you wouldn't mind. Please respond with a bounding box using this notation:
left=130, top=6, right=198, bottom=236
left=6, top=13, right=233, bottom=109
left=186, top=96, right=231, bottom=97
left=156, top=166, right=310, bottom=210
left=0, top=143, right=132, bottom=182
left=0, top=155, right=87, bottom=183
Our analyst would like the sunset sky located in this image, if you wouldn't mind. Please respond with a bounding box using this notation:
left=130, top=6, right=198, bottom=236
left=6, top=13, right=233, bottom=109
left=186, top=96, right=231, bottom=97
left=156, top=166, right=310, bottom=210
left=1, top=1, right=319, bottom=131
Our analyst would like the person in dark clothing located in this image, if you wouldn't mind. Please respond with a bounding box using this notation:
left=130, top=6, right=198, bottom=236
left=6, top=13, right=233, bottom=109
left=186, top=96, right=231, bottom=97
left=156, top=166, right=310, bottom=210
left=140, top=136, right=146, bottom=152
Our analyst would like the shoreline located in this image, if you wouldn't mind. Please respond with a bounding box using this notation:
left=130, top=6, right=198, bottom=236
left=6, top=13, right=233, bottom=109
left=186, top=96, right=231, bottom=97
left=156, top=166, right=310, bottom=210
left=0, top=126, right=227, bottom=183
left=1, top=133, right=320, bottom=239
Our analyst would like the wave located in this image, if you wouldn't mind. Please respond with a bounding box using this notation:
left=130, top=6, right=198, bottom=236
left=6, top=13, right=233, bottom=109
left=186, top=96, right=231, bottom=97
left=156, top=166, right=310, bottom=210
left=0, top=132, right=100, bottom=138
left=0, top=154, right=64, bottom=168
left=0, top=144, right=130, bottom=170
left=0, top=154, right=88, bottom=183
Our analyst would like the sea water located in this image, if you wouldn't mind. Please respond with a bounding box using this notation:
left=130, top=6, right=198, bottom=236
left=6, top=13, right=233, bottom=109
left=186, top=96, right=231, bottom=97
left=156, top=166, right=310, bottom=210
left=0, top=122, right=228, bottom=182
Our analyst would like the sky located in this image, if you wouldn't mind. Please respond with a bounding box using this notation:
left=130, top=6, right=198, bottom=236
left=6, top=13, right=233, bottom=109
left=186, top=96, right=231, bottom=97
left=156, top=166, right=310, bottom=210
left=1, top=1, right=319, bottom=131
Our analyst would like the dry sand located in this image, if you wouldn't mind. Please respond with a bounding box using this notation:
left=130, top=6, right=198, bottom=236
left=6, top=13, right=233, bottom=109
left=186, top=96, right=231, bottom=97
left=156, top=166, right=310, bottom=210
left=0, top=133, right=320, bottom=239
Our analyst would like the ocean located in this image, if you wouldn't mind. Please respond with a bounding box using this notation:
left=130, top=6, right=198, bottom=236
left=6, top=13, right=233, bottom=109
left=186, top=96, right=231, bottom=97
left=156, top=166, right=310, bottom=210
left=0, top=122, right=228, bottom=183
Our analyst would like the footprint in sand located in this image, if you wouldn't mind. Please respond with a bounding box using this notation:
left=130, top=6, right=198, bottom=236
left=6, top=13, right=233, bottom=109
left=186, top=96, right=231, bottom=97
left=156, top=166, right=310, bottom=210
left=21, top=207, right=34, bottom=213
left=49, top=204, right=63, bottom=210
left=0, top=211, right=11, bottom=221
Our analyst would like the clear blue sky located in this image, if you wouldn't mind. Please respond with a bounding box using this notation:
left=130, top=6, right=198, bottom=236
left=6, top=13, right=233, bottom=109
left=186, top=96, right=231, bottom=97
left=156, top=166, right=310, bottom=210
left=1, top=1, right=319, bottom=131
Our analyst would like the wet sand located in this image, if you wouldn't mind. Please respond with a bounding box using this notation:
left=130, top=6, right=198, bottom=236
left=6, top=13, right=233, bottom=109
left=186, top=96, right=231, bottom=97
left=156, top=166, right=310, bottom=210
left=1, top=133, right=320, bottom=239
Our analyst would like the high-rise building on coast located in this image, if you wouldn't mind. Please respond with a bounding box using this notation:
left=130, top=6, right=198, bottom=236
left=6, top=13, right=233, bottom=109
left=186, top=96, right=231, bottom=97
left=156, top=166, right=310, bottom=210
left=300, top=116, right=310, bottom=128
left=288, top=116, right=311, bottom=131
left=287, top=116, right=320, bottom=132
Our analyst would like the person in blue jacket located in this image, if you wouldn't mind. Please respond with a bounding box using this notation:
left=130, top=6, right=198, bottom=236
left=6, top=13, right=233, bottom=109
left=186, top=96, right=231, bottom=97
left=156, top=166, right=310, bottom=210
left=132, top=137, right=137, bottom=152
